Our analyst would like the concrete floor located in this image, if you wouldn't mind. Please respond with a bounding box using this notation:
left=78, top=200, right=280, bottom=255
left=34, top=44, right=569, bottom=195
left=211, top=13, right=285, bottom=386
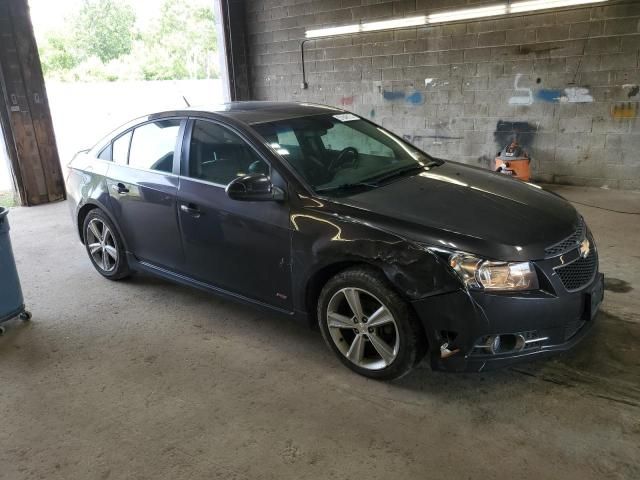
left=1, top=185, right=639, bottom=480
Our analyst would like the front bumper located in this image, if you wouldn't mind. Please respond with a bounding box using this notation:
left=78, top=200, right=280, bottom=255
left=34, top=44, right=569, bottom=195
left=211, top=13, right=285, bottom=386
left=412, top=272, right=604, bottom=372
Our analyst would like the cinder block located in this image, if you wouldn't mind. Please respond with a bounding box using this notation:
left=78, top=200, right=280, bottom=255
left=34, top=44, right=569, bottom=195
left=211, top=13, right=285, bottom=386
left=559, top=117, right=592, bottom=133
left=372, top=56, right=393, bottom=69
left=620, top=35, right=640, bottom=52
left=451, top=34, right=478, bottom=50
left=506, top=28, right=536, bottom=45
left=599, top=53, right=638, bottom=71
left=536, top=25, right=570, bottom=42
left=438, top=50, right=463, bottom=65
left=463, top=47, right=492, bottom=63
left=585, top=37, right=621, bottom=54
left=414, top=51, right=438, bottom=65
left=569, top=21, right=604, bottom=39
left=478, top=31, right=507, bottom=47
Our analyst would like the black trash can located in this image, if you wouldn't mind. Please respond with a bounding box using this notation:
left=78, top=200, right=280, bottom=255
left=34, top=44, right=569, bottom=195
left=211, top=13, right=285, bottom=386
left=0, top=207, right=31, bottom=335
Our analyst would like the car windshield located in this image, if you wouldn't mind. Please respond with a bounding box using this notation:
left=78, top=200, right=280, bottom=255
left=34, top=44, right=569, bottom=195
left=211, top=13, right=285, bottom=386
left=252, top=113, right=432, bottom=195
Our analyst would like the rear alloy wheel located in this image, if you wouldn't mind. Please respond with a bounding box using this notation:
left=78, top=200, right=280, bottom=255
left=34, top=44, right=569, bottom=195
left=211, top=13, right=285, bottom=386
left=83, top=210, right=130, bottom=280
left=318, top=268, right=425, bottom=380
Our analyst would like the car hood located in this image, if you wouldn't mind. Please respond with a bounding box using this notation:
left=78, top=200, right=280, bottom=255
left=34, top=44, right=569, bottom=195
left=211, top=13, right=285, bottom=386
left=330, top=162, right=579, bottom=261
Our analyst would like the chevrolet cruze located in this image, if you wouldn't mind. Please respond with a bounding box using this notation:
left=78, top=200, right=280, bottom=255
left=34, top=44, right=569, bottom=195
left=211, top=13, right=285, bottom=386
left=67, top=102, right=604, bottom=379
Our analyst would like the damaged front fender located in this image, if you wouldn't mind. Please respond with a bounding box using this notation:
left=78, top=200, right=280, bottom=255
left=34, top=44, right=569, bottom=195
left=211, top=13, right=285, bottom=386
left=290, top=198, right=461, bottom=314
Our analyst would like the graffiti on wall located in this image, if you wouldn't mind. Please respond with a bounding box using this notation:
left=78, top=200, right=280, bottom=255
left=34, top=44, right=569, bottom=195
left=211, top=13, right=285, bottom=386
left=508, top=74, right=533, bottom=105
left=383, top=90, right=405, bottom=101
left=508, top=74, right=593, bottom=105
left=494, top=120, right=538, bottom=149
left=382, top=90, right=425, bottom=105
left=611, top=102, right=638, bottom=119
left=536, top=89, right=563, bottom=103
left=562, top=87, right=594, bottom=103
left=339, top=95, right=354, bottom=106
left=402, top=120, right=464, bottom=145
left=623, top=84, right=639, bottom=99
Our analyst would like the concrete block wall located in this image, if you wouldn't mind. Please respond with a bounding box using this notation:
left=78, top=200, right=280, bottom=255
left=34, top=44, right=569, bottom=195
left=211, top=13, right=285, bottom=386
left=244, top=0, right=640, bottom=189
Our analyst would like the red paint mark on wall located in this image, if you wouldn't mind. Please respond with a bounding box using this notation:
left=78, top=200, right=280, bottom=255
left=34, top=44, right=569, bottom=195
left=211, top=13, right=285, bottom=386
left=340, top=95, right=354, bottom=106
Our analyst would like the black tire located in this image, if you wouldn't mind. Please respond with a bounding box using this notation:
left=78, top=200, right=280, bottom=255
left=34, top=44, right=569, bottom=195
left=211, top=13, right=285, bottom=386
left=317, top=267, right=426, bottom=380
left=83, top=209, right=131, bottom=280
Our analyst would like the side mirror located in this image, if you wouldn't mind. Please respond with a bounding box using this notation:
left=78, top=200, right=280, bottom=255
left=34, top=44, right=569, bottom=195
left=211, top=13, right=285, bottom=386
left=225, top=173, right=285, bottom=202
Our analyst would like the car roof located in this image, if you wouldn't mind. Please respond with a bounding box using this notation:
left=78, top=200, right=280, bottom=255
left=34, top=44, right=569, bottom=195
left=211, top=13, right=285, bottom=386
left=155, top=101, right=345, bottom=126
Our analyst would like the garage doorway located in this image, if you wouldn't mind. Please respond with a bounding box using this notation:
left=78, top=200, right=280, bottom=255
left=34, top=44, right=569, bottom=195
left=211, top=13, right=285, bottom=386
left=28, top=0, right=230, bottom=166
left=0, top=134, right=17, bottom=207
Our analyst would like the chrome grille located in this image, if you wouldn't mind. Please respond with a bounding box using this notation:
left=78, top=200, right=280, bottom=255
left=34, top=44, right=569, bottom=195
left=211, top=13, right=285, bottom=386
left=545, top=219, right=585, bottom=257
left=555, top=240, right=597, bottom=291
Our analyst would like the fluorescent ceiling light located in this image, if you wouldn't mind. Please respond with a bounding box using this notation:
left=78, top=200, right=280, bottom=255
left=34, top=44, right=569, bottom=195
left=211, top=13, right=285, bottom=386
left=306, top=16, right=427, bottom=38
left=509, top=0, right=606, bottom=13
left=427, top=5, right=507, bottom=23
left=361, top=15, right=427, bottom=32
left=304, top=0, right=607, bottom=38
left=306, top=24, right=360, bottom=38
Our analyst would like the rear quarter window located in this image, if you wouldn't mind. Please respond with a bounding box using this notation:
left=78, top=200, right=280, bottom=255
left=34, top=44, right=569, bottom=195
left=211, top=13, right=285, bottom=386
left=112, top=131, right=132, bottom=165
left=97, top=144, right=112, bottom=161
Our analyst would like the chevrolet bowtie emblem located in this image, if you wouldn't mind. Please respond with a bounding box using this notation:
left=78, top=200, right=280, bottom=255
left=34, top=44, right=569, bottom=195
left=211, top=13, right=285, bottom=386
left=579, top=238, right=590, bottom=259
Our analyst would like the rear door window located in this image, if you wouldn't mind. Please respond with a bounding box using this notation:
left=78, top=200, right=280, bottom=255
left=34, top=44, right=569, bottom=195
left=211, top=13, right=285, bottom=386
left=128, top=120, right=181, bottom=173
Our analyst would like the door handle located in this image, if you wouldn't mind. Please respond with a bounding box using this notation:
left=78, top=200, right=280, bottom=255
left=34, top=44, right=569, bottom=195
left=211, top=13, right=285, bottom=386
left=180, top=203, right=201, bottom=218
left=111, top=183, right=129, bottom=195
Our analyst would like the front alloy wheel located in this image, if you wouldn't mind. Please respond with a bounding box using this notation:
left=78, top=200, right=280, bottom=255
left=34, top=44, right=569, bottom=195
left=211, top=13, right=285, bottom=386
left=327, top=288, right=399, bottom=370
left=318, top=267, right=425, bottom=380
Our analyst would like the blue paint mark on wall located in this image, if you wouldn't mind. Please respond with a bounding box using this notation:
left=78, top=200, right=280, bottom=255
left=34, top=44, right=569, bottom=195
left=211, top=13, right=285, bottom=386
left=382, top=90, right=424, bottom=105
left=406, top=91, right=424, bottom=105
left=383, top=90, right=405, bottom=101
left=536, top=89, right=563, bottom=103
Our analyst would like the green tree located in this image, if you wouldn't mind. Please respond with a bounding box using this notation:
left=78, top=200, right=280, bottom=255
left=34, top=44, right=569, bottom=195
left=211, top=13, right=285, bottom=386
left=140, top=0, right=217, bottom=80
left=37, top=0, right=218, bottom=81
left=39, top=30, right=81, bottom=76
left=74, top=0, right=136, bottom=63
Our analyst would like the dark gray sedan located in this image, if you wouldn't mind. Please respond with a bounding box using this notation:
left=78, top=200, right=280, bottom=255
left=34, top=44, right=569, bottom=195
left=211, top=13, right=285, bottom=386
left=67, top=102, right=603, bottom=379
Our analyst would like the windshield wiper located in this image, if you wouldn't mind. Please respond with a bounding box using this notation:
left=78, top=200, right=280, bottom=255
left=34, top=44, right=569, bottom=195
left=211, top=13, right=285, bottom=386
left=314, top=160, right=444, bottom=194
left=365, top=164, right=426, bottom=184
left=366, top=160, right=443, bottom=185
left=315, top=181, right=378, bottom=194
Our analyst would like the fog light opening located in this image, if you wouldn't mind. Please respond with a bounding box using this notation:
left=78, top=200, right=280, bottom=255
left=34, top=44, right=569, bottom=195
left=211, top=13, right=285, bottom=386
left=486, top=334, right=526, bottom=354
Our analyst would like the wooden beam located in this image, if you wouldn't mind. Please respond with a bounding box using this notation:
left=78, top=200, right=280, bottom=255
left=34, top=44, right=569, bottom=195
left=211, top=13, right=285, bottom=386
left=0, top=0, right=65, bottom=206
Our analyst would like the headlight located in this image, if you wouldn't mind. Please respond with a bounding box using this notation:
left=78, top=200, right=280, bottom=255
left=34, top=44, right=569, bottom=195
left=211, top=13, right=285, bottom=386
left=449, top=254, right=539, bottom=291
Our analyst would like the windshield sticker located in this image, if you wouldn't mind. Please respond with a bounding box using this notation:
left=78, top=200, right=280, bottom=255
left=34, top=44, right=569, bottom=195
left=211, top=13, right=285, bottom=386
left=333, top=113, right=359, bottom=122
